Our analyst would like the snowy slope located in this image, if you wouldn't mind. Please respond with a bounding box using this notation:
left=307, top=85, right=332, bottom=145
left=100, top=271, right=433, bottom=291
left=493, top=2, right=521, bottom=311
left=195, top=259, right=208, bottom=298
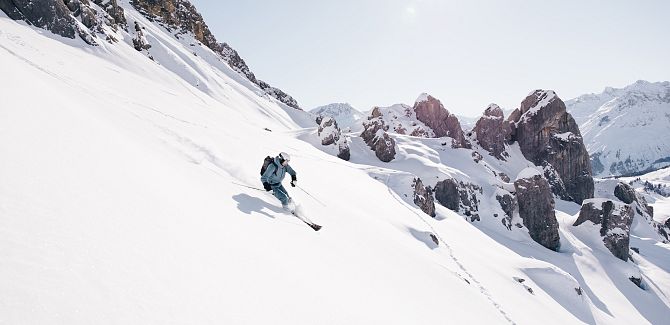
left=310, top=102, right=363, bottom=130
left=2, top=4, right=670, bottom=324
left=566, top=81, right=670, bottom=177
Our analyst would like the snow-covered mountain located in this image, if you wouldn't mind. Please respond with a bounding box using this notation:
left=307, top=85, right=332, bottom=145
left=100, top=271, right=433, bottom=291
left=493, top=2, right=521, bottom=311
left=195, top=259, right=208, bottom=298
left=566, top=80, right=670, bottom=177
left=2, top=2, right=670, bottom=324
left=310, top=102, right=363, bottom=130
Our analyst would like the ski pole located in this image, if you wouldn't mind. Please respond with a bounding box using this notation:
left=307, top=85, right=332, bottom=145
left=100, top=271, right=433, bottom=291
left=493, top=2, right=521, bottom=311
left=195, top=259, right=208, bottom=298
left=231, top=181, right=266, bottom=192
left=296, top=184, right=326, bottom=207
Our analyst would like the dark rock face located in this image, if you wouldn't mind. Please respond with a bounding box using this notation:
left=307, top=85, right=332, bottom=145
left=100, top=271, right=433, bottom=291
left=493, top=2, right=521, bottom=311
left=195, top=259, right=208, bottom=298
left=496, top=192, right=516, bottom=218
left=3, top=0, right=82, bottom=40
left=509, top=90, right=594, bottom=204
left=1, top=0, right=76, bottom=39
left=472, top=104, right=513, bottom=159
left=361, top=108, right=396, bottom=162
left=318, top=117, right=350, bottom=161
left=413, top=178, right=436, bottom=217
left=496, top=192, right=516, bottom=231
left=413, top=95, right=470, bottom=148
left=614, top=183, right=637, bottom=204
left=337, top=141, right=351, bottom=161
left=94, top=0, right=126, bottom=28
left=318, top=117, right=340, bottom=146
left=514, top=174, right=560, bottom=251
left=130, top=0, right=301, bottom=109
left=542, top=163, right=572, bottom=201
left=574, top=200, right=634, bottom=261
left=0, top=0, right=127, bottom=45
left=434, top=179, right=481, bottom=221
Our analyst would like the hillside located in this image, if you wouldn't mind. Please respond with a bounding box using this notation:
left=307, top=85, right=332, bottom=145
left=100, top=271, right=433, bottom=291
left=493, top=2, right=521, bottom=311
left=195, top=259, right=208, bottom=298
left=1, top=2, right=670, bottom=324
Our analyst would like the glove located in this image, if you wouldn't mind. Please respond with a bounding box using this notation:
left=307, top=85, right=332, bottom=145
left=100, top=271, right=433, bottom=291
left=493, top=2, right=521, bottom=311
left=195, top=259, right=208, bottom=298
left=290, top=180, right=296, bottom=187
left=263, top=182, right=272, bottom=191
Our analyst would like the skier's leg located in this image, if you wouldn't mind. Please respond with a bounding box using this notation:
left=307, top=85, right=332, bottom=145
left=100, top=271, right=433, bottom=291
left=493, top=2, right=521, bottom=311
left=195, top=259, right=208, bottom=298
left=272, top=184, right=290, bottom=208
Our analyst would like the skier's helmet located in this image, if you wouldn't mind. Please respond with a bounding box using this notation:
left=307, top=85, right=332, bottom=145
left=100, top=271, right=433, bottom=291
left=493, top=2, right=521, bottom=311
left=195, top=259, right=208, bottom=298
left=279, top=152, right=291, bottom=163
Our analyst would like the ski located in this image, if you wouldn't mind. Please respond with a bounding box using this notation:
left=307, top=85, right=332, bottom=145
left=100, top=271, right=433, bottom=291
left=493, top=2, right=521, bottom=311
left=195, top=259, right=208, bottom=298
left=292, top=211, right=322, bottom=231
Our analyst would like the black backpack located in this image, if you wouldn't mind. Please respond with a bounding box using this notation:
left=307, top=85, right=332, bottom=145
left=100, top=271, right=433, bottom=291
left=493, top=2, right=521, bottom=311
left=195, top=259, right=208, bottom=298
left=260, top=156, right=278, bottom=176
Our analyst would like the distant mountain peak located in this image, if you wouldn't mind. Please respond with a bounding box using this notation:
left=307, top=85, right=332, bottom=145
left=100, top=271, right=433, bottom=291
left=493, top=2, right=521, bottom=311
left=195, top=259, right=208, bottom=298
left=567, top=80, right=670, bottom=177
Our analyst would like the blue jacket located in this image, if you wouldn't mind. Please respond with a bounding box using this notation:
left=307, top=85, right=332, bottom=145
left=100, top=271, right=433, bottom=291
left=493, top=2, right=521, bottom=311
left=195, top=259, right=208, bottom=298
left=261, top=156, right=296, bottom=185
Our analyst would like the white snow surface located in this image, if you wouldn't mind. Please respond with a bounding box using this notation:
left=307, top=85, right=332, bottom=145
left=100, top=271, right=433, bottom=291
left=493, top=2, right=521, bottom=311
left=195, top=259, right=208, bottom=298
left=2, top=6, right=670, bottom=325
left=566, top=80, right=670, bottom=177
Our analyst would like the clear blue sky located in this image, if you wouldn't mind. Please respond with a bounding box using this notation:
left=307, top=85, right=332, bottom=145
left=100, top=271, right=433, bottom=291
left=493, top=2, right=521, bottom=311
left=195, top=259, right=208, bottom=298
left=190, top=0, right=670, bottom=116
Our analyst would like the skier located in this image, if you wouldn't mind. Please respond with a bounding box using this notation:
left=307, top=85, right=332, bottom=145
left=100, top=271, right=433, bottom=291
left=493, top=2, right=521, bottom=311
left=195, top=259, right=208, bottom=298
left=261, top=152, right=297, bottom=212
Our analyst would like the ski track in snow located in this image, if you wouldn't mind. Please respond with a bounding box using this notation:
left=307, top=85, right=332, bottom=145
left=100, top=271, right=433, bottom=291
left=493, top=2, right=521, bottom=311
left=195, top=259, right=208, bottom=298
left=383, top=175, right=517, bottom=325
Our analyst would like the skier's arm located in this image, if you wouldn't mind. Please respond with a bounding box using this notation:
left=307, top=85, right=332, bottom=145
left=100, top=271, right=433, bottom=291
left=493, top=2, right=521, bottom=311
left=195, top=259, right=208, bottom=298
left=286, top=164, right=297, bottom=181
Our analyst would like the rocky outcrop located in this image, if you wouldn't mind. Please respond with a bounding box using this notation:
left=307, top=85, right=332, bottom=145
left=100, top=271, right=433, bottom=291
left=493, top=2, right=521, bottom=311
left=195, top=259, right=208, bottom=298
left=318, top=117, right=340, bottom=146
left=1, top=0, right=76, bottom=38
left=130, top=0, right=300, bottom=109
left=496, top=193, right=516, bottom=218
left=434, top=179, right=481, bottom=221
left=509, top=90, right=594, bottom=204
left=132, top=22, right=151, bottom=51
left=318, top=117, right=350, bottom=161
left=413, top=94, right=470, bottom=148
left=574, top=199, right=634, bottom=261
left=496, top=192, right=516, bottom=231
left=1, top=0, right=126, bottom=45
left=413, top=178, right=436, bottom=217
left=514, top=170, right=560, bottom=251
left=361, top=108, right=396, bottom=162
left=542, top=163, right=571, bottom=201
left=614, top=183, right=637, bottom=204
left=472, top=104, right=513, bottom=159
left=337, top=141, right=351, bottom=161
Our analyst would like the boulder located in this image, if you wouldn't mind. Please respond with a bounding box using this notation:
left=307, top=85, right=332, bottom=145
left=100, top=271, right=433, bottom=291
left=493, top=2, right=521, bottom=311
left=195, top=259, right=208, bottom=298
left=413, top=94, right=470, bottom=148
left=472, top=104, right=513, bottom=159
left=496, top=192, right=516, bottom=231
left=361, top=108, right=396, bottom=162
left=514, top=170, right=560, bottom=251
left=132, top=22, right=152, bottom=51
left=574, top=199, right=634, bottom=261
left=509, top=90, right=594, bottom=204
left=413, top=178, right=436, bottom=217
left=337, top=140, right=351, bottom=161
left=614, top=183, right=637, bottom=204
left=434, top=179, right=481, bottom=220
left=318, top=117, right=340, bottom=146
left=317, top=116, right=350, bottom=161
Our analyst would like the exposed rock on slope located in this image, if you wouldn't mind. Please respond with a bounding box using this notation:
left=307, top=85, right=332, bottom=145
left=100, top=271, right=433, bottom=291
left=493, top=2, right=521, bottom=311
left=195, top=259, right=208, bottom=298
left=514, top=169, right=560, bottom=251
left=0, top=0, right=127, bottom=45
left=472, top=104, right=512, bottom=159
left=317, top=117, right=350, bottom=161
left=434, top=179, right=481, bottom=221
left=413, top=178, right=436, bottom=217
left=361, top=108, right=396, bottom=162
left=574, top=199, right=634, bottom=261
left=413, top=94, right=470, bottom=148
left=509, top=90, right=593, bottom=204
